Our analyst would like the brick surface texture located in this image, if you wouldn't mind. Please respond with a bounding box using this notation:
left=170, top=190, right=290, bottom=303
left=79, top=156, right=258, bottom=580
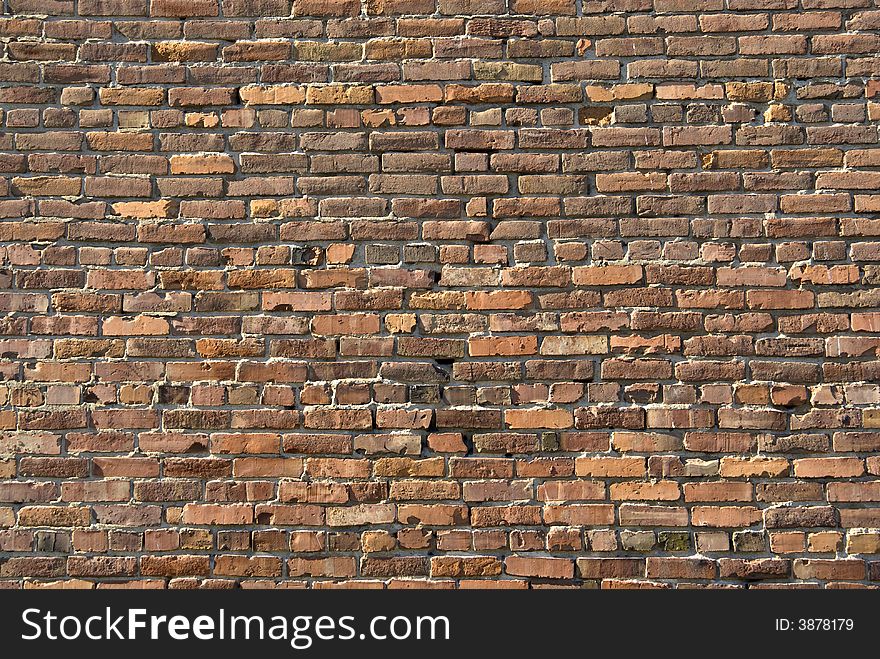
left=2, top=0, right=880, bottom=590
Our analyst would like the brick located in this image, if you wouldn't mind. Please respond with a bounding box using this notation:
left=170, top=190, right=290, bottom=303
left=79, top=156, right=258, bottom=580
left=505, top=556, right=574, bottom=579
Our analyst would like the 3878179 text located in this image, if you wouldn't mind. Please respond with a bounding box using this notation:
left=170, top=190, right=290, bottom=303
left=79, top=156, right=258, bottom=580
left=775, top=619, right=855, bottom=632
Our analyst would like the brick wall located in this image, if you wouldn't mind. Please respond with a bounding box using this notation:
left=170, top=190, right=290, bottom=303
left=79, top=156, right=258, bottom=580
left=1, top=0, right=879, bottom=588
